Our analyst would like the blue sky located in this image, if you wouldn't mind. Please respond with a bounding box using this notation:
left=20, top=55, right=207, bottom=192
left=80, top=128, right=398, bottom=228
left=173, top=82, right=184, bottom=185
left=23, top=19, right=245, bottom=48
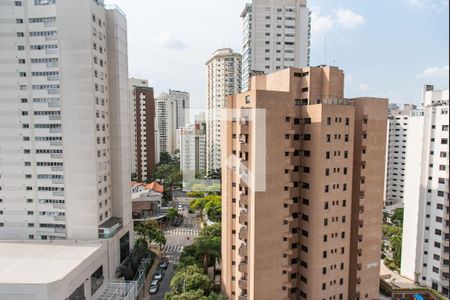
left=107, top=0, right=449, bottom=108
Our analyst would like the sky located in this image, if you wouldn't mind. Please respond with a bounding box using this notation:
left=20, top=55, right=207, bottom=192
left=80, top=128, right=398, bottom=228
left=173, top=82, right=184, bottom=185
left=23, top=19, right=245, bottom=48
left=106, top=0, right=449, bottom=109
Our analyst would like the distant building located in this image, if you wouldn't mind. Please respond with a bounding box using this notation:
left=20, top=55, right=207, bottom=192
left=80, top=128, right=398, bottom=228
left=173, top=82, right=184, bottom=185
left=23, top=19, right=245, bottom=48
left=384, top=104, right=417, bottom=206
left=206, top=48, right=242, bottom=172
left=179, top=122, right=207, bottom=178
left=156, top=90, right=190, bottom=156
left=222, top=66, right=388, bottom=300
left=131, top=182, right=164, bottom=222
left=401, top=86, right=449, bottom=296
left=241, top=0, right=311, bottom=91
left=129, top=80, right=157, bottom=181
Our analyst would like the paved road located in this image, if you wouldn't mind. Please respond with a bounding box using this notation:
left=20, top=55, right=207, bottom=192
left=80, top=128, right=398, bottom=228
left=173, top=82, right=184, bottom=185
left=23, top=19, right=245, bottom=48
left=148, top=264, right=175, bottom=300
left=147, top=205, right=201, bottom=299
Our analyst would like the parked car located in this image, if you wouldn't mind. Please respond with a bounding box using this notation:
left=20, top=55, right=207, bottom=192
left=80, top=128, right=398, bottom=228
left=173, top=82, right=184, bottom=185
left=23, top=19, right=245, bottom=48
left=153, top=268, right=164, bottom=281
left=149, top=280, right=159, bottom=294
left=172, top=218, right=182, bottom=227
left=159, top=258, right=169, bottom=269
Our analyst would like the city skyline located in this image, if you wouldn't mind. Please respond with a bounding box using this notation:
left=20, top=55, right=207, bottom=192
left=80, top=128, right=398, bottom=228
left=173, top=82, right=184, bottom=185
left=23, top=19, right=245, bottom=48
left=106, top=0, right=448, bottom=108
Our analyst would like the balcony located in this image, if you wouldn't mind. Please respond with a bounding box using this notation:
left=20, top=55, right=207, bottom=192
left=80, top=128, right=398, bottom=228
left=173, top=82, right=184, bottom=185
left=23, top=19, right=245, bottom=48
left=238, top=294, right=248, bottom=300
left=238, top=278, right=248, bottom=290
left=54, top=216, right=65, bottom=222
left=239, top=210, right=248, bottom=224
left=240, top=123, right=249, bottom=135
left=51, top=166, right=63, bottom=172
left=238, top=261, right=248, bottom=273
left=239, top=226, right=248, bottom=240
left=98, top=217, right=123, bottom=239
left=240, top=194, right=248, bottom=207
left=53, top=203, right=65, bottom=209
left=239, top=244, right=248, bottom=257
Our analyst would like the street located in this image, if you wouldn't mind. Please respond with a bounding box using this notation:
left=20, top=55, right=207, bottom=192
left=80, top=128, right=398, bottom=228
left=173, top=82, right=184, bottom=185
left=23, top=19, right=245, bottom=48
left=148, top=264, right=175, bottom=300
left=147, top=196, right=200, bottom=299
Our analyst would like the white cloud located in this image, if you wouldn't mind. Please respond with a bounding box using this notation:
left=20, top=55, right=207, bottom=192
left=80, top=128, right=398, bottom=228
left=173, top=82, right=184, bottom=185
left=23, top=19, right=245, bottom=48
left=407, top=0, right=427, bottom=8
left=407, top=0, right=449, bottom=12
left=416, top=65, right=449, bottom=78
left=333, top=8, right=365, bottom=28
left=358, top=83, right=371, bottom=92
left=311, top=9, right=335, bottom=40
left=311, top=7, right=365, bottom=43
left=154, top=30, right=189, bottom=50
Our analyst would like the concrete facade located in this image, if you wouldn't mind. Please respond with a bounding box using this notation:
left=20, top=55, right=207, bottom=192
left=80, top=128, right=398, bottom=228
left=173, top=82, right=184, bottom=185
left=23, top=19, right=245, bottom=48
left=241, top=0, right=311, bottom=91
left=0, top=0, right=133, bottom=283
left=128, top=78, right=149, bottom=175
left=129, top=82, right=156, bottom=182
left=401, top=86, right=449, bottom=296
left=221, top=66, right=388, bottom=300
left=384, top=104, right=416, bottom=206
left=206, top=48, right=242, bottom=172
left=155, top=90, right=190, bottom=156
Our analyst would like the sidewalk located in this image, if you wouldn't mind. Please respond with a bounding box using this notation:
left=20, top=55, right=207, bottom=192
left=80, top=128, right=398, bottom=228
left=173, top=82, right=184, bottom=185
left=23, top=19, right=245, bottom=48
left=139, top=252, right=161, bottom=300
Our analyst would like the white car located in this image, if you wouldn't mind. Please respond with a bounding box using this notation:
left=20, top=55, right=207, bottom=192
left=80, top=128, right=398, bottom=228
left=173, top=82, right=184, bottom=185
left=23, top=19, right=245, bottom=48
left=149, top=280, right=159, bottom=295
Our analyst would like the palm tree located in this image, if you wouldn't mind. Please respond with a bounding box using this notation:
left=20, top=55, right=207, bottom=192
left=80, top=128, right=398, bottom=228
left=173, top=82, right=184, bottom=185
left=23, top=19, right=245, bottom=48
left=196, top=237, right=221, bottom=273
left=167, top=208, right=180, bottom=224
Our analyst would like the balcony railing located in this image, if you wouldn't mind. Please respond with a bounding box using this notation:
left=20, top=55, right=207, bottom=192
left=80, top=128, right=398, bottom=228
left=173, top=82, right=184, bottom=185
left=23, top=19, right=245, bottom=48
left=98, top=217, right=123, bottom=239
left=239, top=226, right=248, bottom=240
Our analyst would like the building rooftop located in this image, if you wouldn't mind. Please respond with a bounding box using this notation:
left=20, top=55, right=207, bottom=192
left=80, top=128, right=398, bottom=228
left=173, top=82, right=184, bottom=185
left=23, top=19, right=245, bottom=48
left=0, top=241, right=103, bottom=284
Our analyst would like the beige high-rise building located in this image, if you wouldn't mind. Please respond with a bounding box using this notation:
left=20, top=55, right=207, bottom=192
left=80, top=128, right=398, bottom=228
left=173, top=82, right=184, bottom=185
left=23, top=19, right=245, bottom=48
left=221, top=66, right=388, bottom=300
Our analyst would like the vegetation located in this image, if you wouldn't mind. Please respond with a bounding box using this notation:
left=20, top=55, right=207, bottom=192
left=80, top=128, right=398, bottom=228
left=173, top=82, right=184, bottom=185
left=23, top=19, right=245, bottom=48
left=165, top=224, right=224, bottom=300
left=167, top=208, right=181, bottom=224
left=115, top=240, right=152, bottom=280
left=135, top=220, right=166, bottom=250
left=190, top=195, right=221, bottom=223
left=149, top=151, right=182, bottom=203
left=390, top=208, right=404, bottom=227
left=382, top=208, right=404, bottom=271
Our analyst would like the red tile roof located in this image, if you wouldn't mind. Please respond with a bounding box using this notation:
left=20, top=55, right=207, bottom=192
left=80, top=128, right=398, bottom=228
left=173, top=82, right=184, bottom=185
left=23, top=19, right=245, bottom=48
left=145, top=182, right=164, bottom=193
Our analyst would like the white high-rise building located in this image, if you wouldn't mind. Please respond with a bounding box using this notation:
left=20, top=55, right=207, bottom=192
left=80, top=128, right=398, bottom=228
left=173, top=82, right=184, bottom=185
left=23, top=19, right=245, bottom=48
left=0, top=0, right=133, bottom=273
left=155, top=90, right=189, bottom=155
left=179, top=123, right=207, bottom=177
left=384, top=104, right=416, bottom=206
left=401, top=86, right=449, bottom=296
left=206, top=48, right=241, bottom=172
left=241, top=0, right=311, bottom=91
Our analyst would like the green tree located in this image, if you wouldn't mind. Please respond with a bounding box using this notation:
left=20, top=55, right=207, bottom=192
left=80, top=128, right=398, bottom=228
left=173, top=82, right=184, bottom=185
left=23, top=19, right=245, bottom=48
left=196, top=237, right=221, bottom=273
left=390, top=234, right=402, bottom=268
left=160, top=151, right=174, bottom=165
left=169, top=265, right=213, bottom=295
left=390, top=208, right=404, bottom=227
left=199, top=224, right=221, bottom=240
left=167, top=208, right=181, bottom=224
left=135, top=221, right=166, bottom=249
left=204, top=195, right=221, bottom=222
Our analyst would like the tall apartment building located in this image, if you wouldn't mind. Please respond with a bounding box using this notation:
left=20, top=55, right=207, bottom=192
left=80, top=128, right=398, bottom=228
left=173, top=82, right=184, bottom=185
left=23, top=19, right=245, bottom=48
left=206, top=48, right=242, bottom=172
left=241, top=0, right=311, bottom=91
left=0, top=0, right=132, bottom=273
left=179, top=122, right=207, bottom=177
left=155, top=90, right=190, bottom=156
left=384, top=104, right=416, bottom=206
left=132, top=85, right=156, bottom=182
left=401, top=86, right=449, bottom=296
left=128, top=78, right=148, bottom=175
left=222, top=66, right=388, bottom=300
